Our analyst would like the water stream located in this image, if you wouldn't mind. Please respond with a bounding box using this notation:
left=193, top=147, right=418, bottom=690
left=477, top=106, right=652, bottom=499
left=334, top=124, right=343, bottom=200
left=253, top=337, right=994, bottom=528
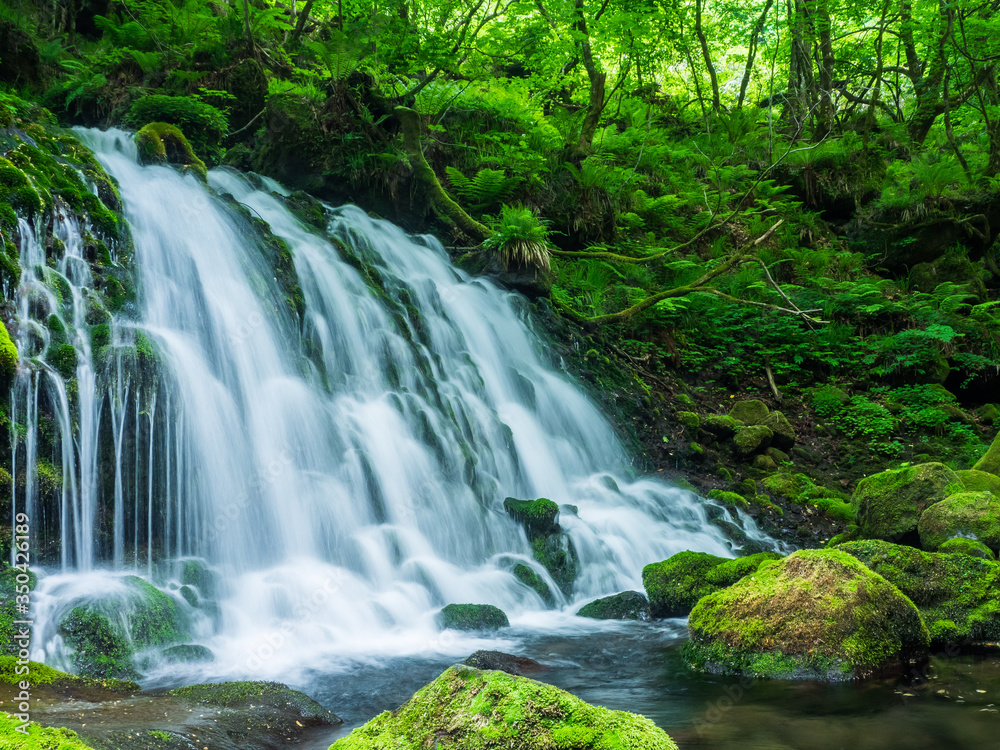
left=14, top=128, right=772, bottom=683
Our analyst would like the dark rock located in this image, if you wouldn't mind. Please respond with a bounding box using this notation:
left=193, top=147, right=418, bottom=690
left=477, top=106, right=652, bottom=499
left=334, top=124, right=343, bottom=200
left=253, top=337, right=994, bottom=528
left=463, top=650, right=545, bottom=675
left=437, top=603, right=509, bottom=631
left=576, top=591, right=650, bottom=620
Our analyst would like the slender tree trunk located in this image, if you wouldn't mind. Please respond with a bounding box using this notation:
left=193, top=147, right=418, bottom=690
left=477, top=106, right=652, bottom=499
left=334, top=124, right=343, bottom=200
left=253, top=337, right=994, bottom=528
left=695, top=0, right=720, bottom=111
left=812, top=0, right=836, bottom=138
left=737, top=0, right=774, bottom=109
left=574, top=0, right=606, bottom=152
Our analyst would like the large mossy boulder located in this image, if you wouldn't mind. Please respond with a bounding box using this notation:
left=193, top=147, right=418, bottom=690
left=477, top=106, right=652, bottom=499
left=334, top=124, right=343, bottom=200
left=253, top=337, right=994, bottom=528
left=918, top=492, right=1000, bottom=551
left=761, top=411, right=796, bottom=450
left=728, top=399, right=769, bottom=425
left=839, top=539, right=1000, bottom=645
left=733, top=425, right=773, bottom=455
left=642, top=551, right=781, bottom=618
left=852, top=462, right=961, bottom=541
left=437, top=603, right=509, bottom=631
left=57, top=576, right=188, bottom=679
left=937, top=537, right=996, bottom=560
left=577, top=591, right=650, bottom=621
left=684, top=549, right=928, bottom=680
left=330, top=665, right=678, bottom=750
left=972, top=431, right=1000, bottom=475
left=134, top=122, right=207, bottom=180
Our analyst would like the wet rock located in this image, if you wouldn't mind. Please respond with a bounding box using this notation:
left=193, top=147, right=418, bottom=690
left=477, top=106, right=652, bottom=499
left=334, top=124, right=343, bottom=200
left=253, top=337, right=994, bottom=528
left=918, top=492, right=1000, bottom=551
left=937, top=537, right=996, bottom=560
left=733, top=425, right=773, bottom=455
left=851, top=462, right=961, bottom=541
left=463, top=650, right=545, bottom=675
left=973, top=432, right=1000, bottom=475
left=437, top=603, right=509, bottom=630
left=577, top=591, right=651, bottom=620
left=685, top=549, right=929, bottom=680
left=330, top=665, right=678, bottom=750
left=161, top=644, right=214, bottom=663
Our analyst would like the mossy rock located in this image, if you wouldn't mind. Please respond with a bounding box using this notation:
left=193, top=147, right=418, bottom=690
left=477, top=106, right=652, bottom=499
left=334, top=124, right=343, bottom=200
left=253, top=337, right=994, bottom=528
left=703, top=414, right=738, bottom=438
left=330, top=665, right=678, bottom=750
left=852, top=462, right=961, bottom=541
left=47, top=342, right=77, bottom=379
left=733, top=425, right=773, bottom=455
left=58, top=576, right=189, bottom=679
left=676, top=410, right=700, bottom=429
left=169, top=681, right=339, bottom=724
left=918, top=491, right=1000, bottom=551
left=937, top=537, right=996, bottom=560
left=180, top=558, right=218, bottom=599
left=753, top=454, right=778, bottom=471
left=685, top=549, right=929, bottom=680
left=576, top=591, right=650, bottom=621
left=761, top=411, right=796, bottom=450
left=134, top=122, right=208, bottom=180
left=707, top=489, right=748, bottom=509
left=641, top=551, right=779, bottom=618
left=972, top=431, right=1000, bottom=475
left=957, top=469, right=1000, bottom=495
left=839, top=539, right=1000, bottom=644
left=512, top=562, right=553, bottom=605
left=765, top=446, right=790, bottom=464
left=0, top=320, right=17, bottom=382
left=728, top=399, right=770, bottom=425
left=161, top=644, right=214, bottom=663
left=531, top=533, right=578, bottom=595
left=503, top=497, right=558, bottom=539
left=437, top=604, right=509, bottom=631
left=0, top=712, right=96, bottom=750
left=975, top=404, right=999, bottom=425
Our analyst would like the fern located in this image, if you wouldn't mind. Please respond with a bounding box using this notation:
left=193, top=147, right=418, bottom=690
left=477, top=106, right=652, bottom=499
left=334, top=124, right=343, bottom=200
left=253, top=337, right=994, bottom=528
left=445, top=167, right=520, bottom=210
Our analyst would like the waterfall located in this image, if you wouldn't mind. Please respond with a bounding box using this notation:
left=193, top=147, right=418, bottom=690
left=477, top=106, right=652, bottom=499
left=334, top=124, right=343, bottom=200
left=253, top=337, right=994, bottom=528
left=18, top=129, right=771, bottom=682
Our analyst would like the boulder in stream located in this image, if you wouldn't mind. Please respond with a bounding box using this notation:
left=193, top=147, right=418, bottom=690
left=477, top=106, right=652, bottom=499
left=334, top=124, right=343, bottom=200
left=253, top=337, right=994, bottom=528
left=437, top=603, right=509, bottom=630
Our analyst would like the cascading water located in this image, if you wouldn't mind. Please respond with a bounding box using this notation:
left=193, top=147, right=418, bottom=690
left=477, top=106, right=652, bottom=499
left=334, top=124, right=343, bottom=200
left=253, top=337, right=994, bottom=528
left=20, top=128, right=774, bottom=684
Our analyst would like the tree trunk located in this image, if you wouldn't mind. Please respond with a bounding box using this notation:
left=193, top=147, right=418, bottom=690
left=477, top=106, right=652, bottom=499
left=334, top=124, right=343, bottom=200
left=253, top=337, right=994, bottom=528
left=737, top=0, right=774, bottom=109
left=574, top=0, right=606, bottom=152
left=695, top=0, right=720, bottom=111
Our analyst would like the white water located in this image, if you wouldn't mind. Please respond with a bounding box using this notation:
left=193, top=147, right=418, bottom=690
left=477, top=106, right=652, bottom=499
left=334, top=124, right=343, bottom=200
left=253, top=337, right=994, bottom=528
left=19, top=129, right=773, bottom=684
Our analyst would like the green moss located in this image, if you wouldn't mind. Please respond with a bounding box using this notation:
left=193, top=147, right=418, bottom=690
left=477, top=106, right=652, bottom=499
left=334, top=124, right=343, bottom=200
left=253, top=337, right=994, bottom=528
left=761, top=411, right=796, bottom=450
left=703, top=414, right=738, bottom=438
left=851, top=462, right=960, bottom=540
left=47, top=343, right=77, bottom=378
left=0, top=320, right=17, bottom=381
left=937, top=537, right=996, bottom=560
left=503, top=497, right=559, bottom=538
left=676, top=411, right=700, bottom=429
left=642, top=551, right=726, bottom=617
left=89, top=323, right=111, bottom=350
left=60, top=607, right=137, bottom=680
left=728, top=399, right=770, bottom=425
left=733, top=425, right=773, bottom=455
left=168, top=681, right=333, bottom=721
left=707, top=489, right=748, bottom=508
left=330, top=665, right=678, bottom=750
left=531, top=533, right=578, bottom=594
left=576, top=591, right=650, bottom=620
left=704, top=552, right=784, bottom=587
left=134, top=122, right=208, bottom=180
left=973, top=431, right=1000, bottom=475
left=437, top=603, right=509, bottom=631
left=0, top=711, right=96, bottom=749
left=839, top=539, right=1000, bottom=645
left=976, top=404, right=999, bottom=425
left=918, top=491, right=1000, bottom=551
left=513, top=563, right=553, bottom=605
left=686, top=548, right=929, bottom=680
left=0, top=656, right=72, bottom=685
left=957, top=469, right=1000, bottom=495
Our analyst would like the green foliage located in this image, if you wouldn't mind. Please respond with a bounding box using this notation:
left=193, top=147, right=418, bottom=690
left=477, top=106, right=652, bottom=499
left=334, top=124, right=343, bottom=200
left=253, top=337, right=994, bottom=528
left=483, top=205, right=551, bottom=272
left=125, top=95, right=228, bottom=165
left=445, top=167, right=520, bottom=210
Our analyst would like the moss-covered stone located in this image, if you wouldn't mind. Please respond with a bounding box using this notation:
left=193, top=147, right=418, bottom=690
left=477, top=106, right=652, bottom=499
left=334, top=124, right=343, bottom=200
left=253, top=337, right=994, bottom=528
left=703, top=414, right=738, bottom=438
left=576, top=591, right=650, bottom=621
left=918, top=491, right=1000, bottom=551
left=728, top=399, right=770, bottom=425
left=134, top=122, right=208, bottom=180
left=169, top=681, right=339, bottom=724
left=839, top=539, right=1000, bottom=645
left=0, top=711, right=96, bottom=750
left=761, top=411, right=796, bottom=450
left=972, top=431, right=1000, bottom=475
left=512, top=563, right=553, bottom=605
left=330, top=665, right=678, bottom=750
left=852, top=462, right=961, bottom=540
left=975, top=404, right=999, bottom=425
left=733, top=425, right=773, bottom=455
left=58, top=576, right=188, bottom=679
left=161, top=644, right=214, bottom=663
left=503, top=497, right=559, bottom=538
left=707, top=489, right=748, bottom=508
left=0, top=320, right=17, bottom=382
left=685, top=549, right=928, bottom=680
left=957, top=469, right=1000, bottom=495
left=677, top=410, right=700, bottom=429
left=937, top=537, right=996, bottom=560
left=642, top=551, right=780, bottom=618
left=437, top=603, right=509, bottom=631
left=47, top=342, right=77, bottom=378
left=531, top=533, right=578, bottom=595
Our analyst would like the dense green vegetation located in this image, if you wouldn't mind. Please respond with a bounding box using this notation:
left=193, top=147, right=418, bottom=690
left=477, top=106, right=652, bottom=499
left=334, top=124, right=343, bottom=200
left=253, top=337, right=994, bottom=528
left=2, top=0, right=996, bottom=504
